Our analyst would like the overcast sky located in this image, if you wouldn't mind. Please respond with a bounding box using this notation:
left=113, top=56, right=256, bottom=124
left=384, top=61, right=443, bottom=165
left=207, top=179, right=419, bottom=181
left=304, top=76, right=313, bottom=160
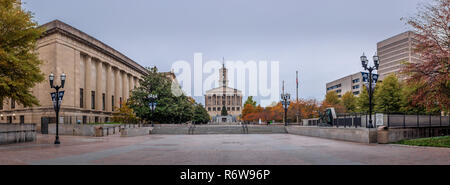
left=23, top=0, right=425, bottom=106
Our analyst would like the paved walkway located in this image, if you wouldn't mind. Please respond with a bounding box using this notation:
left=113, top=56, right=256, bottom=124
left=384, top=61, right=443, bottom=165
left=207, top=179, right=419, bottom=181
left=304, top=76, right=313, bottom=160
left=0, top=134, right=449, bottom=165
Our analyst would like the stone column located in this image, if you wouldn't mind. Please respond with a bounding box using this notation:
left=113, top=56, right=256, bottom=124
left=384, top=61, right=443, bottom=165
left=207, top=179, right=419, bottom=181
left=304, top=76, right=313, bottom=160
left=85, top=56, right=92, bottom=110
left=74, top=51, right=80, bottom=109
left=128, top=74, right=133, bottom=96
left=122, top=71, right=128, bottom=103
left=105, top=64, right=112, bottom=112
left=134, top=77, right=140, bottom=88
left=96, top=61, right=102, bottom=111
left=114, top=68, right=120, bottom=110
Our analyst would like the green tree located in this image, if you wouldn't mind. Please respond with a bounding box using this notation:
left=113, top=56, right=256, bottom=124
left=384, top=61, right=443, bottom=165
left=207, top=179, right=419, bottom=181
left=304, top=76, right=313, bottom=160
left=341, top=91, right=357, bottom=112
left=192, top=103, right=210, bottom=124
left=0, top=0, right=45, bottom=107
left=400, top=82, right=441, bottom=114
left=221, top=105, right=228, bottom=116
left=129, top=67, right=194, bottom=124
left=356, top=85, right=371, bottom=113
left=374, top=74, right=402, bottom=113
left=244, top=96, right=257, bottom=107
left=112, top=102, right=139, bottom=124
left=324, top=91, right=340, bottom=105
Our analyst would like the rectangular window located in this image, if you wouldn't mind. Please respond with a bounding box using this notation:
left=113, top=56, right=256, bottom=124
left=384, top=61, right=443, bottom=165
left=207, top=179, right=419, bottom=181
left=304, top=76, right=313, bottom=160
left=91, top=91, right=95, bottom=109
left=80, top=88, right=84, bottom=108
left=0, top=98, right=3, bottom=110
left=102, top=93, right=106, bottom=111
left=353, top=79, right=360, bottom=83
left=11, top=98, right=15, bottom=109
left=112, top=96, right=115, bottom=111
left=353, top=91, right=360, bottom=95
left=353, top=85, right=360, bottom=89
left=119, top=97, right=122, bottom=108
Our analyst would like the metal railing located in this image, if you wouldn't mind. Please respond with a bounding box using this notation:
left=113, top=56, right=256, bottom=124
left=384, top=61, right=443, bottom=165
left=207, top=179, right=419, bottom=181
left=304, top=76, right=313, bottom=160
left=385, top=113, right=450, bottom=128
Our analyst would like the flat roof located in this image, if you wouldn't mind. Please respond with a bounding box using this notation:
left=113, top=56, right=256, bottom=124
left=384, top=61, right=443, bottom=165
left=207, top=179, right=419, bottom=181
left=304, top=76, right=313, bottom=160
left=40, top=20, right=148, bottom=75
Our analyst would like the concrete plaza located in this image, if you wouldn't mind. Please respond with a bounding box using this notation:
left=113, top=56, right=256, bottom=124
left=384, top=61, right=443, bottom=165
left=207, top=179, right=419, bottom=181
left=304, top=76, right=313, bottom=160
left=0, top=134, right=449, bottom=165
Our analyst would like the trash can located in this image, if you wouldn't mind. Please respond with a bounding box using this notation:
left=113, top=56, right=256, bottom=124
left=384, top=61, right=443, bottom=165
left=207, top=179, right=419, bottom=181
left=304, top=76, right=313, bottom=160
left=377, top=126, right=389, bottom=144
left=95, top=126, right=103, bottom=137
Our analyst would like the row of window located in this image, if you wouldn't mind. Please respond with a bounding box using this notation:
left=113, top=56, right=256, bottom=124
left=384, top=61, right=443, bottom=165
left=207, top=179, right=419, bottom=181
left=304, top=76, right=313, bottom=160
left=327, top=84, right=342, bottom=91
left=335, top=91, right=360, bottom=97
left=352, top=85, right=360, bottom=90
left=207, top=107, right=240, bottom=112
left=80, top=88, right=122, bottom=111
left=0, top=115, right=25, bottom=124
left=352, top=78, right=360, bottom=83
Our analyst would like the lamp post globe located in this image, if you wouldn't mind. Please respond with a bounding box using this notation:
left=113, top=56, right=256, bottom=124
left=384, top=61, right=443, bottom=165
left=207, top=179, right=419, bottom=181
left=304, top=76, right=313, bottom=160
left=60, top=73, right=66, bottom=88
left=49, top=73, right=54, bottom=88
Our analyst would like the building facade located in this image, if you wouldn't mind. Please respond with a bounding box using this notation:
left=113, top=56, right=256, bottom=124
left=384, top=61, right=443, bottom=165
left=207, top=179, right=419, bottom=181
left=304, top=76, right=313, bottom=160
left=377, top=31, right=422, bottom=80
left=0, top=20, right=148, bottom=129
left=204, top=64, right=243, bottom=119
left=326, top=72, right=364, bottom=97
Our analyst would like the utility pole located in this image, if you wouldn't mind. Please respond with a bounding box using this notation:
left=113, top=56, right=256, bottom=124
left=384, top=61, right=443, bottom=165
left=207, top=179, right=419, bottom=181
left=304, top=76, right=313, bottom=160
left=296, top=70, right=299, bottom=124
left=282, top=80, right=285, bottom=124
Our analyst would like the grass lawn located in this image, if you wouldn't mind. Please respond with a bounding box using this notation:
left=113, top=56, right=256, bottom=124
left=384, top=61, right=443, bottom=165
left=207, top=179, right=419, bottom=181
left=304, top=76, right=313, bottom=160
left=394, top=136, right=450, bottom=148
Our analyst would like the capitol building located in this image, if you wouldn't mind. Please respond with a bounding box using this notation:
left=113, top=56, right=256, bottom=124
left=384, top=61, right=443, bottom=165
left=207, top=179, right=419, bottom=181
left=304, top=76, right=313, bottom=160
left=204, top=64, right=243, bottom=122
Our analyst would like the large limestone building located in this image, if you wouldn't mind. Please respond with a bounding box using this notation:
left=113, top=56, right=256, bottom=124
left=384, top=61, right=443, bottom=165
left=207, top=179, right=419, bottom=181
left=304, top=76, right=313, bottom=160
left=204, top=64, right=243, bottom=120
left=0, top=20, right=148, bottom=129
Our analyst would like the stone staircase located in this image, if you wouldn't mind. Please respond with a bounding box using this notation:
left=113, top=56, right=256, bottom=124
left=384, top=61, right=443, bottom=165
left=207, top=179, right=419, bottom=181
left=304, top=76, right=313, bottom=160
left=151, top=125, right=287, bottom=135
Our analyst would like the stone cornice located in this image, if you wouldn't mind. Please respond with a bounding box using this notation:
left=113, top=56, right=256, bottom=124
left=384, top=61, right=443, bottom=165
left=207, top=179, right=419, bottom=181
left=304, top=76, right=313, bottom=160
left=40, top=20, right=148, bottom=76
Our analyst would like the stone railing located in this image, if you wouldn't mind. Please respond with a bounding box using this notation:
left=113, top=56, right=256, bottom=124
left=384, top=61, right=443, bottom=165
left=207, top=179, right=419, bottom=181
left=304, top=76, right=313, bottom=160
left=0, top=124, right=36, bottom=145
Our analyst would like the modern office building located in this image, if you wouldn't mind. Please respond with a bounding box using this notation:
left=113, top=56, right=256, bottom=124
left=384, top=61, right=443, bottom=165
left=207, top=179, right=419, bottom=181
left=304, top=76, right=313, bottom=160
left=377, top=31, right=422, bottom=80
left=0, top=20, right=149, bottom=129
left=326, top=72, right=364, bottom=97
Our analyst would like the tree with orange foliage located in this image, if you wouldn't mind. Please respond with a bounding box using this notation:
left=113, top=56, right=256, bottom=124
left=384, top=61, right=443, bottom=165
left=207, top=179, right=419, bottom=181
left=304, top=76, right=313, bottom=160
left=401, top=0, right=449, bottom=112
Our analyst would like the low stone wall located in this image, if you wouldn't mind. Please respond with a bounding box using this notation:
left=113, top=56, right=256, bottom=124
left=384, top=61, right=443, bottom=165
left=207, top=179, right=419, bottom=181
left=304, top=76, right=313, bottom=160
left=48, top=124, right=123, bottom=137
left=0, top=124, right=36, bottom=145
left=286, top=126, right=378, bottom=143
left=151, top=125, right=191, bottom=135
left=121, top=127, right=152, bottom=137
left=377, top=126, right=450, bottom=144
left=247, top=125, right=287, bottom=134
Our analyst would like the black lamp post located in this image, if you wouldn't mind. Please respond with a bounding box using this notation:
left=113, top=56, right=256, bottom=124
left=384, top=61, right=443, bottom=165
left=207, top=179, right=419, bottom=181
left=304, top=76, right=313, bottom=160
left=361, top=53, right=379, bottom=128
left=281, top=93, right=291, bottom=126
left=49, top=72, right=66, bottom=145
left=148, top=94, right=157, bottom=127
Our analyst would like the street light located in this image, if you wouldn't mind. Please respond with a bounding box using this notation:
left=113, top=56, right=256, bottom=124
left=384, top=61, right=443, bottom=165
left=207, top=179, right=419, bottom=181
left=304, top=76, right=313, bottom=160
left=147, top=94, right=158, bottom=127
left=281, top=93, right=291, bottom=126
left=49, top=72, right=66, bottom=144
left=360, top=53, right=379, bottom=128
